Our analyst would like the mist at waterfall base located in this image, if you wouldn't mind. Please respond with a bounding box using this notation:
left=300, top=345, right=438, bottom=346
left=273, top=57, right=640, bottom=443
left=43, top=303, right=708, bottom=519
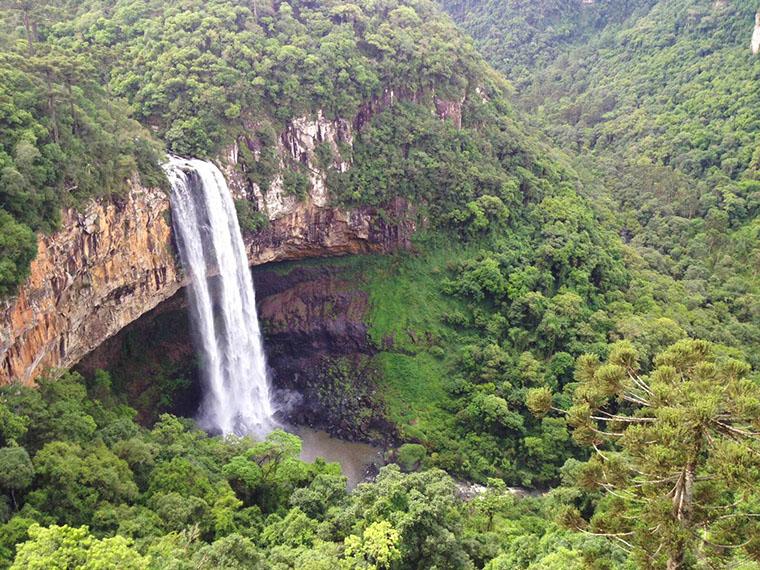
left=164, top=157, right=276, bottom=437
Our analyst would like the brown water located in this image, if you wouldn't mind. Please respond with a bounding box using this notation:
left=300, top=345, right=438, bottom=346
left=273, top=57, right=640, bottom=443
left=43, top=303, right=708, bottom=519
left=295, top=427, right=384, bottom=488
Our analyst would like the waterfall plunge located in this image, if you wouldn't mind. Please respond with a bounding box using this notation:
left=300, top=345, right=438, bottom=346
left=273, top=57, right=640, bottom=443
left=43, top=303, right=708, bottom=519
left=164, top=157, right=275, bottom=437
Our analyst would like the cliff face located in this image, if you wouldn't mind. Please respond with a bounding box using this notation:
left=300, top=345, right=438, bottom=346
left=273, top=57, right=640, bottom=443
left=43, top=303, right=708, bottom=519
left=0, top=192, right=413, bottom=385
left=0, top=184, right=180, bottom=385
left=0, top=92, right=466, bottom=385
left=255, top=265, right=394, bottom=442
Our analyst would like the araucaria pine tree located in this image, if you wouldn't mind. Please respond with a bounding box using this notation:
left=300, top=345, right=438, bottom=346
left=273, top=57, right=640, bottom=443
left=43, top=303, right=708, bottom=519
left=529, top=339, right=760, bottom=569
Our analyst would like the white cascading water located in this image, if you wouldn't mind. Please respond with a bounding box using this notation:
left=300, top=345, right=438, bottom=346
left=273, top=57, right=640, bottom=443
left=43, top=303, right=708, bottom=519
left=164, top=156, right=275, bottom=437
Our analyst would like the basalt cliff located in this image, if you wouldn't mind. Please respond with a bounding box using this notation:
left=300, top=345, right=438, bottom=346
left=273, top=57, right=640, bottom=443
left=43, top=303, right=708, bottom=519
left=0, top=95, right=454, bottom=384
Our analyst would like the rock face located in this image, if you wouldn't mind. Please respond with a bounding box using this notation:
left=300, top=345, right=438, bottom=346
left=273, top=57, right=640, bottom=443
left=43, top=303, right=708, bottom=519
left=0, top=192, right=413, bottom=385
left=255, top=265, right=393, bottom=442
left=0, top=89, right=467, bottom=385
left=752, top=12, right=760, bottom=55
left=0, top=183, right=180, bottom=385
left=76, top=262, right=394, bottom=443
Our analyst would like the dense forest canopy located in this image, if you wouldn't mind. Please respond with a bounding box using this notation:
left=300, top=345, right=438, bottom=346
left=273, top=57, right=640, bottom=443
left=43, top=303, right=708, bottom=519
left=439, top=0, right=760, bottom=365
left=0, top=0, right=758, bottom=567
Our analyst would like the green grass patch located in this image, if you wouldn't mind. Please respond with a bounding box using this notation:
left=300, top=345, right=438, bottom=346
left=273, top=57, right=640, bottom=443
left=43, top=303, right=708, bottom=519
left=373, top=352, right=452, bottom=442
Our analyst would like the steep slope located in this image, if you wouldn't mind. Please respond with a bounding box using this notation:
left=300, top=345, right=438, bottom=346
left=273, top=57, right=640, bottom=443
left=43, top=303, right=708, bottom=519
left=441, top=0, right=760, bottom=364
left=1, top=1, right=630, bottom=488
left=0, top=0, right=551, bottom=382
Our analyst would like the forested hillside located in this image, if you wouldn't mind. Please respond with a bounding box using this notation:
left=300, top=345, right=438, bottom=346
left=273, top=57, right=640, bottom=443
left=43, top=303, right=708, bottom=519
left=436, top=0, right=760, bottom=565
left=441, top=0, right=760, bottom=363
left=0, top=0, right=758, bottom=568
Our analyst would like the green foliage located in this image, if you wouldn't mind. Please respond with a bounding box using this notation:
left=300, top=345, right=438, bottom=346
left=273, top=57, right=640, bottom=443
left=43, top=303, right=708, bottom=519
left=542, top=340, right=760, bottom=567
left=234, top=198, right=268, bottom=233
left=0, top=0, right=532, bottom=299
left=0, top=370, right=633, bottom=569
left=0, top=1, right=757, bottom=568
left=10, top=524, right=148, bottom=570
left=282, top=168, right=310, bottom=200
left=442, top=0, right=760, bottom=368
left=0, top=27, right=163, bottom=296
left=0, top=447, right=32, bottom=490
left=0, top=210, right=36, bottom=297
left=343, top=520, right=401, bottom=570
left=331, top=101, right=529, bottom=229
left=55, top=0, right=488, bottom=157
left=395, top=443, right=427, bottom=472
left=440, top=0, right=658, bottom=88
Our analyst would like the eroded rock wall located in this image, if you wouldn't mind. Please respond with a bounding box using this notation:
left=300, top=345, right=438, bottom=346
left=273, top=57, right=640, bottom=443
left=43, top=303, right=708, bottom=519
left=0, top=91, right=466, bottom=384
left=255, top=265, right=393, bottom=442
left=0, top=183, right=180, bottom=384
left=0, top=194, right=413, bottom=385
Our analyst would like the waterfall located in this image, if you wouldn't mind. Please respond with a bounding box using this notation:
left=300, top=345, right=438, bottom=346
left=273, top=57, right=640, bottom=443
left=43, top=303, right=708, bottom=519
left=164, top=156, right=275, bottom=437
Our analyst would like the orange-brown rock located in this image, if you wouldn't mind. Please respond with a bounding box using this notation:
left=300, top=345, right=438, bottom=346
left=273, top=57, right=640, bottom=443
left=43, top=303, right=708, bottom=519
left=0, top=182, right=180, bottom=384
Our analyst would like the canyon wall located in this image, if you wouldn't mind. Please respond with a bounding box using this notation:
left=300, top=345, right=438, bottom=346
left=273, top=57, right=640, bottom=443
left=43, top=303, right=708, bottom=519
left=0, top=190, right=413, bottom=385
left=0, top=92, right=465, bottom=385
left=0, top=183, right=180, bottom=385
left=77, top=263, right=394, bottom=442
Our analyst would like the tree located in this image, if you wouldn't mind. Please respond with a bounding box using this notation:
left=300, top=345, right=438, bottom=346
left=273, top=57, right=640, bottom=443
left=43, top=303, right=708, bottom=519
left=0, top=447, right=33, bottom=510
left=345, top=466, right=474, bottom=568
left=472, top=478, right=513, bottom=532
left=191, top=533, right=260, bottom=569
left=536, top=340, right=760, bottom=568
left=0, top=1, right=39, bottom=52
left=0, top=211, right=36, bottom=297
left=395, top=444, right=427, bottom=473
left=289, top=473, right=347, bottom=519
left=29, top=441, right=138, bottom=525
left=10, top=524, right=148, bottom=569
left=343, top=520, right=401, bottom=570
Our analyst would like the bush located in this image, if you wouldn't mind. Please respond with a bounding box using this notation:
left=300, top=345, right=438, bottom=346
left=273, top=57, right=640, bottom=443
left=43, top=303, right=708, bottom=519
left=0, top=211, right=37, bottom=297
left=396, top=444, right=427, bottom=472
left=234, top=200, right=268, bottom=233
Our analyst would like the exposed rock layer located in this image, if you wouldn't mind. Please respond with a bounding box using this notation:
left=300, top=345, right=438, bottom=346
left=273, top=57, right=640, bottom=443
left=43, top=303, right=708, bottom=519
left=0, top=191, right=412, bottom=385
left=256, top=265, right=392, bottom=442
left=0, top=92, right=465, bottom=384
left=0, top=184, right=179, bottom=385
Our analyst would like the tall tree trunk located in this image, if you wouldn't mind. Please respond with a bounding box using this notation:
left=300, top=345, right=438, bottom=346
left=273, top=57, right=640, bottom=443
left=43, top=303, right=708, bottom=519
left=67, top=82, right=77, bottom=135
left=46, top=71, right=59, bottom=143
left=668, top=447, right=699, bottom=569
left=22, top=10, right=34, bottom=53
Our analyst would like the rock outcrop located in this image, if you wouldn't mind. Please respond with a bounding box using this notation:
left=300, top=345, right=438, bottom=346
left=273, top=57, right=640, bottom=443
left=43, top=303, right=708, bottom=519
left=255, top=265, right=394, bottom=442
left=0, top=183, right=180, bottom=385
